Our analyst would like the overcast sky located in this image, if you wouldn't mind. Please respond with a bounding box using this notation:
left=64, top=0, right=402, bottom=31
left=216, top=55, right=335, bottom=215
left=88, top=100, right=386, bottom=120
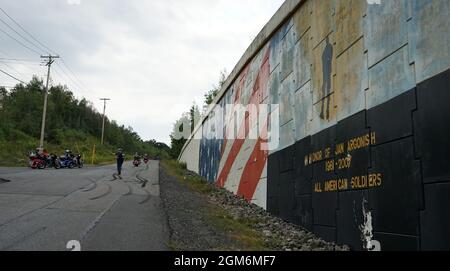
left=0, top=0, right=284, bottom=144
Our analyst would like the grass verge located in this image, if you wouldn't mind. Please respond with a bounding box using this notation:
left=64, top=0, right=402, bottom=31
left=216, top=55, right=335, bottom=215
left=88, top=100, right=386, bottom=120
left=161, top=159, right=268, bottom=251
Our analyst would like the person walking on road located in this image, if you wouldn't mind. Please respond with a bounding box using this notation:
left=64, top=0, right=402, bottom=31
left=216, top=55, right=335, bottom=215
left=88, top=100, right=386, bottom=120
left=115, top=148, right=125, bottom=176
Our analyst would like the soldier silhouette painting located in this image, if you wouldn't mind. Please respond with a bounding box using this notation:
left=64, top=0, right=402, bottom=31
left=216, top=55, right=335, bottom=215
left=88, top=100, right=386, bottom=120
left=320, top=36, right=333, bottom=120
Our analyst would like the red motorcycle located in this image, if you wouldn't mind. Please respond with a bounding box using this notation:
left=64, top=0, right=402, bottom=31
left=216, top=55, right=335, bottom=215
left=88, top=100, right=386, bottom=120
left=29, top=154, right=47, bottom=169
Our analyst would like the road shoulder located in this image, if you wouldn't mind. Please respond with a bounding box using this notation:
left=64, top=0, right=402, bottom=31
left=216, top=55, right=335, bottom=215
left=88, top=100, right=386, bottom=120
left=160, top=160, right=349, bottom=251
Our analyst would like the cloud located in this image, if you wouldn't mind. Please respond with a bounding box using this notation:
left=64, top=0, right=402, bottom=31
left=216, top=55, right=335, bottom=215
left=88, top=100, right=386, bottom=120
left=0, top=0, right=284, bottom=144
left=67, top=0, right=81, bottom=5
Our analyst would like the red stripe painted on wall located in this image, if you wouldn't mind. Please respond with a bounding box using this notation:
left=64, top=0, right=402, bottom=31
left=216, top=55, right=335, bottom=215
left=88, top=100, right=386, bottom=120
left=236, top=50, right=270, bottom=201
left=236, top=124, right=268, bottom=201
left=221, top=65, right=250, bottom=158
left=217, top=48, right=270, bottom=189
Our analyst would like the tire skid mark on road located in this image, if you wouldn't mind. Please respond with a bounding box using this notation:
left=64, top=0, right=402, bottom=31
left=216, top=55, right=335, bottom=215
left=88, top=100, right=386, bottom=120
left=107, top=174, right=119, bottom=182
left=82, top=173, right=113, bottom=192
left=82, top=178, right=98, bottom=192
left=0, top=226, right=47, bottom=251
left=116, top=177, right=132, bottom=196
left=0, top=194, right=68, bottom=227
left=80, top=195, right=122, bottom=242
left=132, top=166, right=152, bottom=204
left=136, top=174, right=148, bottom=188
left=89, top=183, right=112, bottom=200
left=0, top=178, right=11, bottom=183
left=138, top=189, right=151, bottom=205
left=122, top=182, right=132, bottom=196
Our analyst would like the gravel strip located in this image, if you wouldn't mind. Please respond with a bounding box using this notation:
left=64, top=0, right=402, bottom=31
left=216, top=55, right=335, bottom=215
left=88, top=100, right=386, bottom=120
left=208, top=187, right=349, bottom=251
left=160, top=166, right=349, bottom=251
left=159, top=166, right=237, bottom=251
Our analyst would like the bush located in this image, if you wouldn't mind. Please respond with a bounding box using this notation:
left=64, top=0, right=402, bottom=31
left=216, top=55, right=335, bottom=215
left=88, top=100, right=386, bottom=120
left=179, top=161, right=187, bottom=170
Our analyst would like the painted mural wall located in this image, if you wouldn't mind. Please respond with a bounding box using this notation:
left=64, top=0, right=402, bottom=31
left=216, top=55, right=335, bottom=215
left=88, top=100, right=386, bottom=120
left=179, top=0, right=450, bottom=251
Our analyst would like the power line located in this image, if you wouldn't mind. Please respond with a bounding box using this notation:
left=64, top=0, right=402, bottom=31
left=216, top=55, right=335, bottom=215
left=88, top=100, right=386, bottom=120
left=51, top=65, right=77, bottom=89
left=0, top=57, right=41, bottom=63
left=0, top=7, right=91, bottom=97
left=60, top=58, right=90, bottom=91
left=0, top=16, right=46, bottom=54
left=0, top=50, right=42, bottom=80
left=53, top=63, right=81, bottom=89
left=0, top=61, right=44, bottom=80
left=0, top=7, right=57, bottom=55
left=55, top=61, right=89, bottom=94
left=0, top=61, right=31, bottom=81
left=0, top=67, right=26, bottom=84
left=0, top=26, right=41, bottom=55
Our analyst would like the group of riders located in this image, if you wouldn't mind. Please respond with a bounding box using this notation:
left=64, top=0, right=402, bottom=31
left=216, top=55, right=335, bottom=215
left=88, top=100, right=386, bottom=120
left=29, top=147, right=149, bottom=174
left=115, top=148, right=149, bottom=176
left=132, top=153, right=150, bottom=167
left=28, top=149, right=83, bottom=169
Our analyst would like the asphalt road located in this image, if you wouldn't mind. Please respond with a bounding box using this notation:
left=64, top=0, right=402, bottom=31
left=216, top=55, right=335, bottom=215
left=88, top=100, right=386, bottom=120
left=0, top=160, right=168, bottom=251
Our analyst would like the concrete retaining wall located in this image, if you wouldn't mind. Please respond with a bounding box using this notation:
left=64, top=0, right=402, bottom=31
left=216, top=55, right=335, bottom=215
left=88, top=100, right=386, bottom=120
left=179, top=127, right=201, bottom=173
left=178, top=0, right=450, bottom=250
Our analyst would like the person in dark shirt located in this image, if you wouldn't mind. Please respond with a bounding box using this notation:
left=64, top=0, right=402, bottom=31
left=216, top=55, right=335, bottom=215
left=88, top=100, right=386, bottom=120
left=115, top=148, right=125, bottom=176
left=133, top=152, right=141, bottom=161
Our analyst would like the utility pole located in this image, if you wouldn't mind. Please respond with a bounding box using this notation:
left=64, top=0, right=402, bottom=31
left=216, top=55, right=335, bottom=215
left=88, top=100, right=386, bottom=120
left=100, top=98, right=110, bottom=145
left=39, top=55, right=59, bottom=150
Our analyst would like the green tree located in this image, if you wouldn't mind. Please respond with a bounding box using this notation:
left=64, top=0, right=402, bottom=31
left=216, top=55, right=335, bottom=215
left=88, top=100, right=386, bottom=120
left=0, top=77, right=169, bottom=165
left=169, top=112, right=190, bottom=159
left=189, top=102, right=201, bottom=133
left=203, top=69, right=227, bottom=109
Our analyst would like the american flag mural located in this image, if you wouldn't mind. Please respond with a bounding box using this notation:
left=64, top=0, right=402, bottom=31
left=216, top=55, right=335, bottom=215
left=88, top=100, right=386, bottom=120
left=180, top=0, right=450, bottom=250
left=200, top=46, right=271, bottom=208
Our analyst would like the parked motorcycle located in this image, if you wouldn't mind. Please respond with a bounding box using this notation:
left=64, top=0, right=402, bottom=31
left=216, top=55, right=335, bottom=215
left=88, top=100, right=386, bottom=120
left=59, top=155, right=76, bottom=169
left=28, top=152, right=37, bottom=168
left=47, top=154, right=61, bottom=169
left=29, top=153, right=47, bottom=169
left=75, top=154, right=84, bottom=168
left=31, top=157, right=46, bottom=169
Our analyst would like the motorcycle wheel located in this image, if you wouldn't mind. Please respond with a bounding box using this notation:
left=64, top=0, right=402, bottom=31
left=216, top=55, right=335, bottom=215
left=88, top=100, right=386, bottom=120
left=54, top=161, right=61, bottom=169
left=38, top=162, right=46, bottom=170
left=78, top=162, right=84, bottom=168
left=68, top=163, right=75, bottom=169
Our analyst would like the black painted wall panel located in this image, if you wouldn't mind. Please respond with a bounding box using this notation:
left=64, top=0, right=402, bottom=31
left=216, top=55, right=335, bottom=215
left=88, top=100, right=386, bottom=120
left=313, top=225, right=336, bottom=243
left=267, top=152, right=280, bottom=215
left=367, top=90, right=416, bottom=145
left=335, top=111, right=370, bottom=183
left=420, top=183, right=450, bottom=250
left=264, top=70, right=450, bottom=250
left=294, top=136, right=313, bottom=196
left=373, top=232, right=419, bottom=251
left=311, top=126, right=336, bottom=155
left=312, top=191, right=338, bottom=227
left=278, top=170, right=296, bottom=223
left=294, top=195, right=313, bottom=231
left=368, top=137, right=421, bottom=236
left=336, top=190, right=369, bottom=251
left=279, top=145, right=294, bottom=173
left=336, top=111, right=367, bottom=142
left=414, top=69, right=450, bottom=182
